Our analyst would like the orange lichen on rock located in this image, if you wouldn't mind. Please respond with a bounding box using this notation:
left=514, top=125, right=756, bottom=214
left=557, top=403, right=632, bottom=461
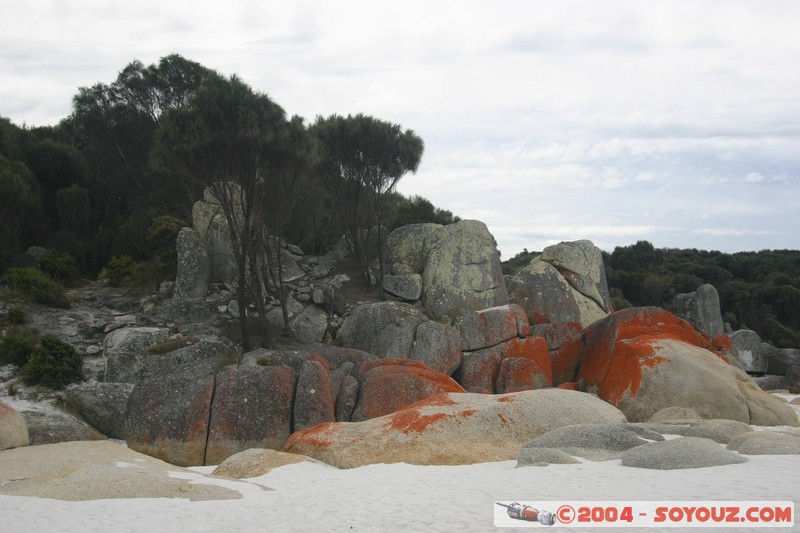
left=502, top=336, right=553, bottom=386
left=283, top=423, right=335, bottom=451
left=388, top=406, right=477, bottom=435
left=557, top=382, right=579, bottom=390
left=579, top=307, right=702, bottom=406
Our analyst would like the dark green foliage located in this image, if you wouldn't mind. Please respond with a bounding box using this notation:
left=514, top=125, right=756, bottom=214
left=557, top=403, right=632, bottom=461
left=2, top=267, right=68, bottom=307
left=601, top=241, right=800, bottom=347
left=102, top=255, right=137, bottom=287
left=501, top=248, right=539, bottom=276
left=37, top=250, right=80, bottom=285
left=389, top=194, right=460, bottom=229
left=5, top=307, right=27, bottom=325
left=22, top=334, right=82, bottom=389
left=0, top=326, right=37, bottom=366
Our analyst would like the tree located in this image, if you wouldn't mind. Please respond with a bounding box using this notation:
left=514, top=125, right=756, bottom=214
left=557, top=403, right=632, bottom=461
left=0, top=156, right=42, bottom=267
left=312, top=114, right=424, bottom=287
left=152, top=73, right=289, bottom=350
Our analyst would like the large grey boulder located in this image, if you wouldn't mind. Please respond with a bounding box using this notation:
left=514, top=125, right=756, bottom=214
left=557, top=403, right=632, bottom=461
left=105, top=331, right=237, bottom=385
left=516, top=447, right=581, bottom=467
left=382, top=273, right=423, bottom=301
left=126, top=361, right=216, bottom=466
left=340, top=301, right=426, bottom=357
left=284, top=389, right=627, bottom=468
left=339, top=302, right=462, bottom=373
left=508, top=240, right=610, bottom=328
left=174, top=227, right=209, bottom=299
left=292, top=359, right=335, bottom=432
left=290, top=305, right=328, bottom=344
left=673, top=284, right=725, bottom=339
left=729, top=329, right=766, bottom=373
left=205, top=364, right=296, bottom=466
left=22, top=410, right=105, bottom=445
left=0, top=401, right=28, bottom=450
left=63, top=382, right=135, bottom=439
left=519, top=423, right=662, bottom=461
left=727, top=431, right=800, bottom=455
left=578, top=307, right=799, bottom=426
left=421, top=220, right=508, bottom=321
left=192, top=196, right=237, bottom=284
left=621, top=437, right=748, bottom=469
left=766, top=348, right=800, bottom=376
left=383, top=223, right=444, bottom=275
left=458, top=304, right=530, bottom=351
left=103, top=327, right=173, bottom=382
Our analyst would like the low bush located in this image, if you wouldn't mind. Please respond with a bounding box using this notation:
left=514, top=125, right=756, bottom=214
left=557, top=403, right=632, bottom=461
left=37, top=250, right=80, bottom=285
left=102, top=255, right=137, bottom=287
left=22, top=334, right=82, bottom=389
left=0, top=326, right=38, bottom=366
left=5, top=307, right=27, bottom=325
left=1, top=267, right=68, bottom=307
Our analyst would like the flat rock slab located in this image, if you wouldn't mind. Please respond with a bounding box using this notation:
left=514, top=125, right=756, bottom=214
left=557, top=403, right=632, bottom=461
left=516, top=447, right=581, bottom=467
left=634, top=419, right=753, bottom=444
left=211, top=448, right=319, bottom=479
left=726, top=431, right=800, bottom=455
left=621, top=437, right=748, bottom=470
left=0, top=440, right=243, bottom=501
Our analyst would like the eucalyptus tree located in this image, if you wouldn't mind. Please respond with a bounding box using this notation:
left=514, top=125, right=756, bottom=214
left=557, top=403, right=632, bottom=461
left=152, top=73, right=290, bottom=349
left=311, top=114, right=424, bottom=287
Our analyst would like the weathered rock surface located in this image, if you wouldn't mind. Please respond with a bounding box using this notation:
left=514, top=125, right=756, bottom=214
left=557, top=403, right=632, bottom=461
left=339, top=302, right=461, bottom=373
left=520, top=423, right=662, bottom=461
left=458, top=304, right=530, bottom=351
left=175, top=227, right=209, bottom=299
left=205, top=365, right=296, bottom=466
left=578, top=307, right=798, bottom=426
left=508, top=240, right=611, bottom=328
left=516, top=447, right=581, bottom=467
left=532, top=321, right=584, bottom=385
left=125, top=362, right=216, bottom=467
left=673, top=284, right=725, bottom=339
left=22, top=410, right=105, bottom=445
left=290, top=305, right=329, bottom=344
left=350, top=359, right=465, bottom=422
left=621, top=437, right=748, bottom=470
left=767, top=348, right=800, bottom=376
left=635, top=419, right=753, bottom=444
left=647, top=406, right=701, bottom=423
left=63, top=381, right=135, bottom=439
left=382, top=273, right=423, bottom=301
left=293, top=359, right=335, bottom=432
left=211, top=448, right=313, bottom=478
left=383, top=223, right=444, bottom=275
left=283, top=389, right=627, bottom=468
left=727, top=431, right=800, bottom=455
left=421, top=220, right=508, bottom=321
left=106, top=331, right=237, bottom=385
left=0, top=401, right=28, bottom=450
left=0, top=440, right=241, bottom=501
left=729, top=329, right=766, bottom=373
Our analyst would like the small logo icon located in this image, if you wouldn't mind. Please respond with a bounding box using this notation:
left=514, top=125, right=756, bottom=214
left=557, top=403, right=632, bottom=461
left=496, top=502, right=556, bottom=526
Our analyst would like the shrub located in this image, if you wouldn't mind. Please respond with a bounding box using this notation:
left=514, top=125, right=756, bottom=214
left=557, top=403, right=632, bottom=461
left=2, top=267, right=68, bottom=307
left=22, top=334, right=82, bottom=389
left=5, top=306, right=27, bottom=325
left=0, top=326, right=38, bottom=366
left=37, top=250, right=80, bottom=285
left=103, top=255, right=137, bottom=287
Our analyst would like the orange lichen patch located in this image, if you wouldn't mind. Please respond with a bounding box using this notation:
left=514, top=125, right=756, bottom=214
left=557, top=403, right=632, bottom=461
left=503, top=337, right=553, bottom=386
left=496, top=394, right=516, bottom=403
left=401, top=393, right=460, bottom=410
left=283, top=423, right=335, bottom=451
left=557, top=382, right=579, bottom=390
left=356, top=358, right=428, bottom=374
left=497, top=413, right=509, bottom=425
left=388, top=404, right=478, bottom=435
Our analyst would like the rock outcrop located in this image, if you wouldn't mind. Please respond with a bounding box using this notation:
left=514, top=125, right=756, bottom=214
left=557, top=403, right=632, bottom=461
left=283, top=389, right=627, bottom=468
left=578, top=307, right=799, bottom=425
left=508, top=240, right=611, bottom=329
left=621, top=437, right=748, bottom=469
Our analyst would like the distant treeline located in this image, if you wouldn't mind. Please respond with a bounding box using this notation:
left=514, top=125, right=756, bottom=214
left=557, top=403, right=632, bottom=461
left=503, top=241, right=800, bottom=348
left=0, top=54, right=458, bottom=282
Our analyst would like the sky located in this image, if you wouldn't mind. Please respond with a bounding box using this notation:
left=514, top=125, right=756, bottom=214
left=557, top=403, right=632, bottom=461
left=2, top=0, right=799, bottom=257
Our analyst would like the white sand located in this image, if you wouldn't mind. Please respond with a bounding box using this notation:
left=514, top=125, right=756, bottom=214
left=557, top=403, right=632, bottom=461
left=2, top=393, right=798, bottom=532
left=1, top=447, right=798, bottom=532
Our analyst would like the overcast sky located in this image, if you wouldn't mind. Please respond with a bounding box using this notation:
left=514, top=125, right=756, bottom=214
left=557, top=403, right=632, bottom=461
left=2, top=0, right=799, bottom=257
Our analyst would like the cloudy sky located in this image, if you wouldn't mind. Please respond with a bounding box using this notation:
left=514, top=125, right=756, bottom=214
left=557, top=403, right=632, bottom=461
left=2, top=0, right=799, bottom=257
